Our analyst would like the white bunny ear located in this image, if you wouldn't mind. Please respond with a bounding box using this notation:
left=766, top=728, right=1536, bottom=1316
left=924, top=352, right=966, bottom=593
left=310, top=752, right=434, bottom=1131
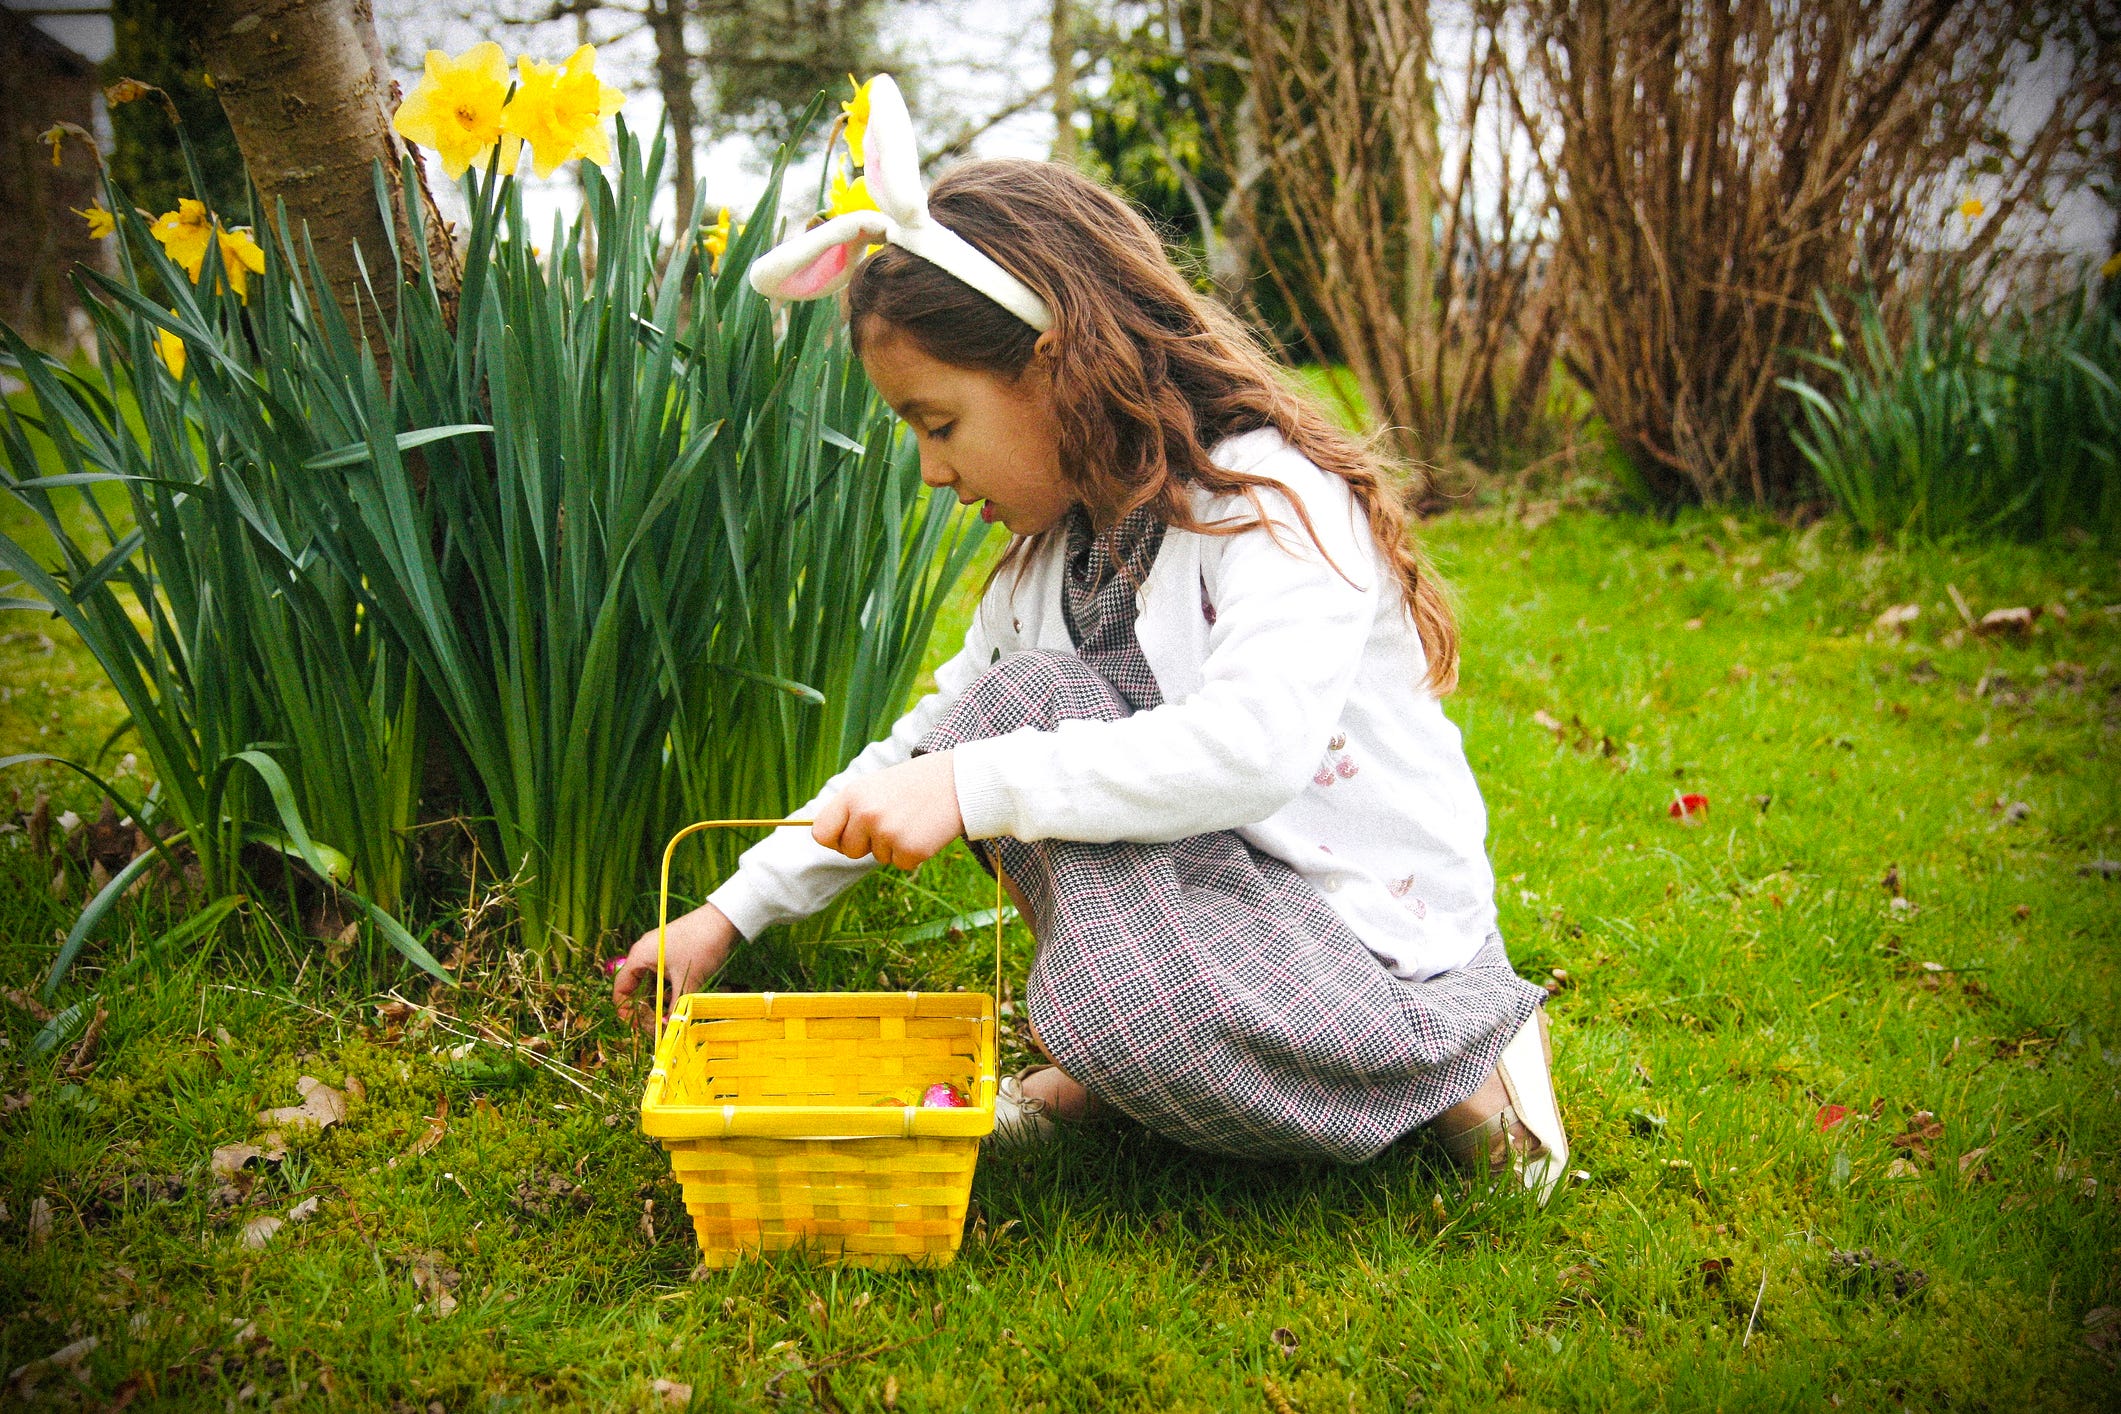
left=860, top=75, right=926, bottom=227
left=747, top=210, right=890, bottom=301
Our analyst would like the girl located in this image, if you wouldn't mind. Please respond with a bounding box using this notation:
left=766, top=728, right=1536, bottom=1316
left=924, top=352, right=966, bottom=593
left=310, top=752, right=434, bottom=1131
left=612, top=77, right=1568, bottom=1201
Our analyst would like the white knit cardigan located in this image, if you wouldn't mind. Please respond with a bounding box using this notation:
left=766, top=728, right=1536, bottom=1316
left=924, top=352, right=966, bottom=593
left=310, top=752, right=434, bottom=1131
left=707, top=428, right=1500, bottom=982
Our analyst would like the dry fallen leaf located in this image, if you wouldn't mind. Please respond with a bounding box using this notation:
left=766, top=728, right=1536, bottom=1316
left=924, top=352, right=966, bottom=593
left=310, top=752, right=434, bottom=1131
left=1957, top=1147, right=1992, bottom=1179
left=882, top=1373, right=899, bottom=1409
left=410, top=1095, right=449, bottom=1158
left=652, top=1378, right=693, bottom=1406
left=288, top=1195, right=321, bottom=1224
left=28, top=1195, right=52, bottom=1246
left=1874, top=603, right=1920, bottom=633
left=240, top=1215, right=283, bottom=1249
left=210, top=1137, right=286, bottom=1180
left=1885, top=1157, right=1920, bottom=1179
left=1270, top=1326, right=1300, bottom=1355
left=343, top=1075, right=366, bottom=1104
left=256, top=1076, right=348, bottom=1135
left=2085, top=1307, right=2121, bottom=1357
left=410, top=1253, right=459, bottom=1317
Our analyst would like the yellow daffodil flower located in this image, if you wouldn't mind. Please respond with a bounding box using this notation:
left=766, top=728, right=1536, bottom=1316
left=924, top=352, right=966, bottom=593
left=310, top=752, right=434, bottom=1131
left=391, top=42, right=520, bottom=181
left=500, top=45, right=625, bottom=179
left=1959, top=196, right=1984, bottom=223
left=700, top=206, right=734, bottom=273
left=154, top=312, right=185, bottom=379
left=41, top=125, right=66, bottom=167
left=75, top=204, right=115, bottom=240
left=841, top=75, right=873, bottom=168
left=151, top=198, right=214, bottom=280
left=825, top=167, right=878, bottom=220
left=217, top=226, right=266, bottom=302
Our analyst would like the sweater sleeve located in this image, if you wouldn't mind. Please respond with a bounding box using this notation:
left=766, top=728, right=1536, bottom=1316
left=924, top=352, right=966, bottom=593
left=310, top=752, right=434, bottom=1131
left=704, top=599, right=998, bottom=940
left=950, top=454, right=1379, bottom=844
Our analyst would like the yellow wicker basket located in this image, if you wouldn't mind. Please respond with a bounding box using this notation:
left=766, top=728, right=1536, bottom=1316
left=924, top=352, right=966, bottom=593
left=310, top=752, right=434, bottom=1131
left=638, top=819, right=1000, bottom=1269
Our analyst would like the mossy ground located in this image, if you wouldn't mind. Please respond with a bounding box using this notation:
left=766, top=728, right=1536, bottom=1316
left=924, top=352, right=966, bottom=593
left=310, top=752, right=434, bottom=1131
left=3, top=507, right=2118, bottom=1410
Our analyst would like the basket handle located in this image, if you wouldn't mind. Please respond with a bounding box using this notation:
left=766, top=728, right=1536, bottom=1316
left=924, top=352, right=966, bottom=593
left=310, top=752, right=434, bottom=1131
left=655, top=819, right=1008, bottom=1024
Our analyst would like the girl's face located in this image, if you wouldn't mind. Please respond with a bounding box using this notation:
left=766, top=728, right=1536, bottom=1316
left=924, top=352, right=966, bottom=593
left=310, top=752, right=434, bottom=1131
left=859, top=324, right=1075, bottom=536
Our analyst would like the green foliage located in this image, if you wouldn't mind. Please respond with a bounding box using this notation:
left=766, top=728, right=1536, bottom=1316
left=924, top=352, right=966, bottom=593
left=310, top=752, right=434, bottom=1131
left=0, top=109, right=987, bottom=978
left=1782, top=282, right=2121, bottom=545
left=2, top=509, right=2116, bottom=1407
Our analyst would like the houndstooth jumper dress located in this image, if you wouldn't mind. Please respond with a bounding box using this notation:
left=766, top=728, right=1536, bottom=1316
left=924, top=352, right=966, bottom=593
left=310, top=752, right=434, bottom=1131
left=913, top=506, right=1546, bottom=1163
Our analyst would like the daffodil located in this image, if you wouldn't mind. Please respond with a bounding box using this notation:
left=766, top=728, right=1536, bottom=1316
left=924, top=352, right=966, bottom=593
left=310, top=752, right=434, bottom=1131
left=824, top=167, right=878, bottom=220
left=75, top=204, right=115, bottom=240
left=1959, top=196, right=1984, bottom=224
left=150, top=198, right=214, bottom=280
left=841, top=75, right=873, bottom=168
left=392, top=42, right=521, bottom=181
left=700, top=206, right=734, bottom=273
left=154, top=312, right=185, bottom=379
left=500, top=45, right=625, bottom=179
left=217, top=226, right=266, bottom=302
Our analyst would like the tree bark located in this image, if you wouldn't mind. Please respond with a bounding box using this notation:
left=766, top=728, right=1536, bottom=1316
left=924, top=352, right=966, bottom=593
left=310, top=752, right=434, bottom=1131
left=1049, top=0, right=1076, bottom=161
left=173, top=0, right=461, bottom=348
left=646, top=0, right=700, bottom=230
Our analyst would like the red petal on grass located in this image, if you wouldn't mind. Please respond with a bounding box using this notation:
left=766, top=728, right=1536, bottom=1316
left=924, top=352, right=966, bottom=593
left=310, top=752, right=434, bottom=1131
left=1816, top=1103, right=1850, bottom=1131
left=1669, top=793, right=1710, bottom=818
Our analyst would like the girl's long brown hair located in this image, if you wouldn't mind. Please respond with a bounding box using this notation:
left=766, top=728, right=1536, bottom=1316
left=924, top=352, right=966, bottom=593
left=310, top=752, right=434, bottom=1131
left=846, top=159, right=1459, bottom=695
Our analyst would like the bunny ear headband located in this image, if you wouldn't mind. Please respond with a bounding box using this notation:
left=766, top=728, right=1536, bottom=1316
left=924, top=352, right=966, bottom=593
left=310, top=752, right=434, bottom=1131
left=746, top=74, right=1055, bottom=332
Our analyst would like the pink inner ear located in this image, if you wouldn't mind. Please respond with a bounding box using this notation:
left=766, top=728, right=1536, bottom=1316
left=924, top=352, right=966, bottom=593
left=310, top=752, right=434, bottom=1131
left=781, top=240, right=855, bottom=298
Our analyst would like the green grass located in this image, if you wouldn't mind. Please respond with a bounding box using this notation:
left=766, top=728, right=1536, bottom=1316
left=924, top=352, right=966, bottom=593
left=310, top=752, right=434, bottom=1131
left=3, top=507, right=2118, bottom=1410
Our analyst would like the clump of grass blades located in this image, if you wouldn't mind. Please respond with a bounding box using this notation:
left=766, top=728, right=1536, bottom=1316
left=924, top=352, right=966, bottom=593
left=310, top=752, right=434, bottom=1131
left=1781, top=281, right=2121, bottom=545
left=1, top=103, right=988, bottom=984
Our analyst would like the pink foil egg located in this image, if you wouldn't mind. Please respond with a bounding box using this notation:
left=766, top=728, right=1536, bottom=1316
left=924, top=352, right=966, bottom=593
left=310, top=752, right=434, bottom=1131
left=921, top=1082, right=970, bottom=1108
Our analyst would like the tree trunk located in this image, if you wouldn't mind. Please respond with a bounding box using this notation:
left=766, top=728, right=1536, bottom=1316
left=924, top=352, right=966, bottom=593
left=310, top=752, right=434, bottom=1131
left=1049, top=0, right=1076, bottom=161
left=647, top=0, right=699, bottom=230
left=175, top=0, right=461, bottom=348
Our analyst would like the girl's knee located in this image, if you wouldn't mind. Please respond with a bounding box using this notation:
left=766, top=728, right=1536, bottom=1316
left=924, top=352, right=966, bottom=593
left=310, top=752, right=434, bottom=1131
left=918, top=649, right=1130, bottom=752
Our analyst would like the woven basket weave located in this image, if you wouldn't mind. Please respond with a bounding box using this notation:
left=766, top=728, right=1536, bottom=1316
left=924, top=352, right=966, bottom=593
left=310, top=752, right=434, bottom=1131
left=637, top=821, right=999, bottom=1268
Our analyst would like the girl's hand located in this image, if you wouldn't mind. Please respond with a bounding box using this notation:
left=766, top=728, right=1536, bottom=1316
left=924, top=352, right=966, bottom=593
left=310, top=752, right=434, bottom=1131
left=811, top=752, right=964, bottom=870
left=613, top=902, right=739, bottom=1029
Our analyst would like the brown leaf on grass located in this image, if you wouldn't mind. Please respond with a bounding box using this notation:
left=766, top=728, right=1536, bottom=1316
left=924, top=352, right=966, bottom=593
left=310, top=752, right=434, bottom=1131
left=1269, top=1326, right=1300, bottom=1356
left=1974, top=606, right=2037, bottom=638
left=1888, top=1111, right=1945, bottom=1153
left=257, top=1076, right=347, bottom=1134
left=3, top=1092, right=29, bottom=1115
left=62, top=1003, right=108, bottom=1078
left=343, top=1075, right=366, bottom=1104
left=1874, top=603, right=1920, bottom=633
left=27, top=1196, right=52, bottom=1246
left=1885, top=1157, right=1921, bottom=1179
left=1829, top=1247, right=1927, bottom=1301
left=1699, top=1257, right=1732, bottom=1289
left=2, top=987, right=53, bottom=1023
left=409, top=1253, right=459, bottom=1317
left=2085, top=1307, right=2121, bottom=1358
left=410, top=1096, right=449, bottom=1157
left=288, top=1195, right=321, bottom=1224
left=1957, top=1147, right=1992, bottom=1180
left=240, top=1214, right=283, bottom=1248
left=652, top=1378, right=693, bottom=1406
left=211, top=1137, right=286, bottom=1181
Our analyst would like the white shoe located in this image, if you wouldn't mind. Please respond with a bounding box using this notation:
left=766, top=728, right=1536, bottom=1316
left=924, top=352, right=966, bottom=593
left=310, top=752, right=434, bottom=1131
left=986, top=1071, right=1058, bottom=1150
left=1493, top=1010, right=1570, bottom=1206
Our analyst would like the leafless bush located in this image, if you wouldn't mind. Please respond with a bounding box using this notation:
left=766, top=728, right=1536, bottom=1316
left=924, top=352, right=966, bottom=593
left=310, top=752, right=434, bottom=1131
left=1518, top=0, right=2118, bottom=507
left=1190, top=0, right=1561, bottom=493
